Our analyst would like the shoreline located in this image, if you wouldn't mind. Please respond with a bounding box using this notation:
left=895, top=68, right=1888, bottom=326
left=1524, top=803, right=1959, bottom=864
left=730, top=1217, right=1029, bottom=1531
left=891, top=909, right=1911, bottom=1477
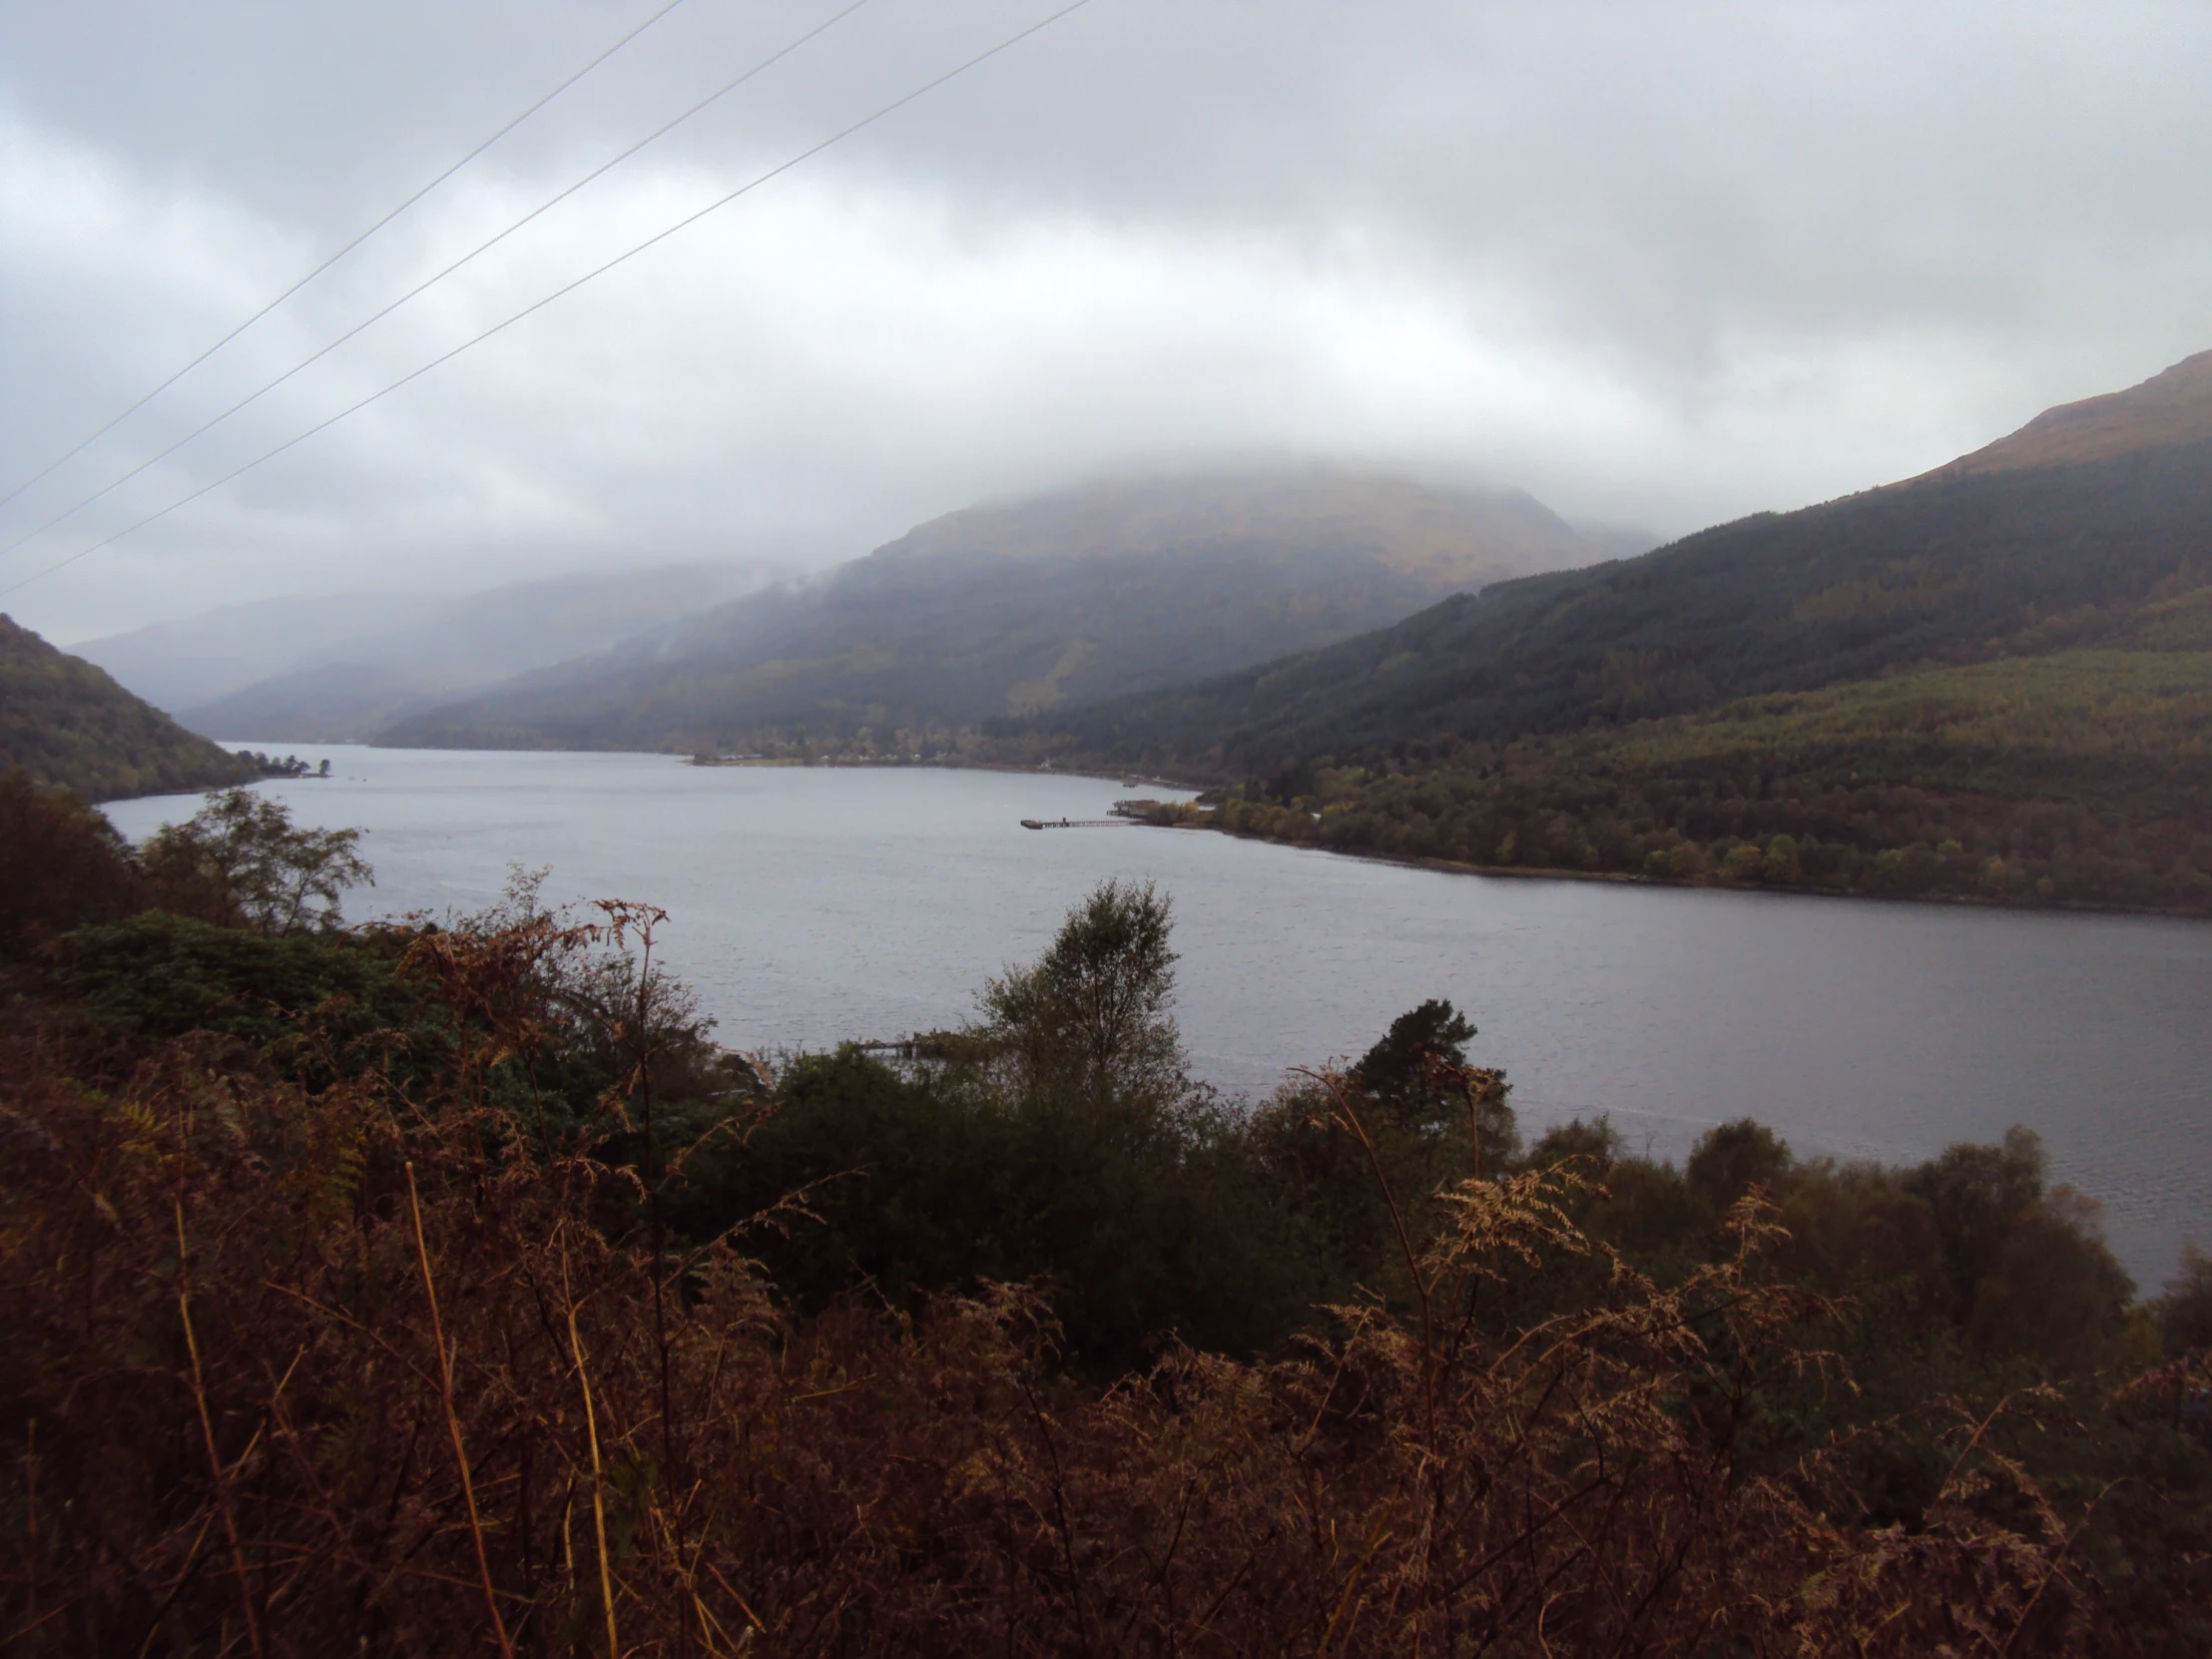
left=338, top=745, right=2210, bottom=923
left=1156, top=819, right=2212, bottom=923
left=688, top=753, right=1187, bottom=791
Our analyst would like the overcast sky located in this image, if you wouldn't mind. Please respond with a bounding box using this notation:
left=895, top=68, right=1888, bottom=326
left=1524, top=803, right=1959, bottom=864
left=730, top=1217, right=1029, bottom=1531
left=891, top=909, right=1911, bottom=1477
left=4, top=0, right=2209, bottom=642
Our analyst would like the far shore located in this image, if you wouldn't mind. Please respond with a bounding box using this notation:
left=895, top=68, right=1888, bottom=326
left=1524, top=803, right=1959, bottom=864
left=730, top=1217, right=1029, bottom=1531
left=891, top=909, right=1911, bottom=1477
left=686, top=751, right=1196, bottom=793
left=694, top=752, right=2212, bottom=920
left=205, top=745, right=2200, bottom=924
left=1151, top=817, right=2205, bottom=922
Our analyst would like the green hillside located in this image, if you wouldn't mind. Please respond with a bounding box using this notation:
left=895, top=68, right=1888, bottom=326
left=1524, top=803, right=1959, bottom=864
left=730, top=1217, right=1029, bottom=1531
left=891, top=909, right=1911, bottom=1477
left=1031, top=438, right=2212, bottom=776
left=1161, top=652, right=2212, bottom=913
left=1604, top=650, right=2212, bottom=819
left=0, top=615, right=254, bottom=802
left=379, top=472, right=1635, bottom=754
left=1042, top=354, right=2212, bottom=914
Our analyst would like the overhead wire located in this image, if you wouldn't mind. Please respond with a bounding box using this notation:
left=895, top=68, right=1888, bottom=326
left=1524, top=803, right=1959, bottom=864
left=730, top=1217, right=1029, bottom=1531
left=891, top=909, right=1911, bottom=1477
left=0, top=0, right=1093, bottom=600
left=0, top=0, right=878, bottom=563
left=0, top=0, right=694, bottom=514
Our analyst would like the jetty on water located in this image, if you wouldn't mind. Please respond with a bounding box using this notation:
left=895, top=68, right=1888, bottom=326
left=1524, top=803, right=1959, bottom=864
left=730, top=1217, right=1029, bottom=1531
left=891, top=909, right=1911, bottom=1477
left=1019, top=817, right=1132, bottom=830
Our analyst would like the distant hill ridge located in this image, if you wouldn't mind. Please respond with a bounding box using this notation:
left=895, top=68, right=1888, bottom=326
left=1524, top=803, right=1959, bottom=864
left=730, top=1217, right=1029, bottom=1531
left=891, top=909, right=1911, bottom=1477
left=1018, top=352, right=2212, bottom=917
left=0, top=615, right=252, bottom=802
left=1028, top=352, right=2212, bottom=777
left=1935, top=348, right=2212, bottom=477
left=380, top=470, right=1638, bottom=754
left=870, top=471, right=1633, bottom=580
left=74, top=563, right=775, bottom=744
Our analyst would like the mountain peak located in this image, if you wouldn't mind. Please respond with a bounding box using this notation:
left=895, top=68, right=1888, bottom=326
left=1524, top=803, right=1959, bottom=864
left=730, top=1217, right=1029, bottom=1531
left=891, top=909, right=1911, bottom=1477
left=378, top=471, right=1634, bottom=752
left=867, top=470, right=1626, bottom=589
left=1937, top=348, right=2212, bottom=476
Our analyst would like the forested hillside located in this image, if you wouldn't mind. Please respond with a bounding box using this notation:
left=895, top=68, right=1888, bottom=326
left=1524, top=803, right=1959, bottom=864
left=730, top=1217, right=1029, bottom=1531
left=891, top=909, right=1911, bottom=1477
left=1133, top=651, right=2212, bottom=913
left=0, top=615, right=253, bottom=801
left=380, top=471, right=1634, bottom=754
left=1037, top=436, right=2212, bottom=773
left=1032, top=354, right=2212, bottom=914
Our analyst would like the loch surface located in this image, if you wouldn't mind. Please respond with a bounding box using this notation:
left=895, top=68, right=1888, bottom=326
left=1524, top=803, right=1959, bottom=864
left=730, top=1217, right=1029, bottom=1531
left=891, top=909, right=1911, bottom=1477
left=106, top=746, right=2212, bottom=1286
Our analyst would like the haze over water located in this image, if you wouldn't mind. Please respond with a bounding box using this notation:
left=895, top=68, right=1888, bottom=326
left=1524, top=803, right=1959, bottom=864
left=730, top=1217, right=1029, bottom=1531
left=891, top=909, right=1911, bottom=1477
left=106, top=747, right=2212, bottom=1288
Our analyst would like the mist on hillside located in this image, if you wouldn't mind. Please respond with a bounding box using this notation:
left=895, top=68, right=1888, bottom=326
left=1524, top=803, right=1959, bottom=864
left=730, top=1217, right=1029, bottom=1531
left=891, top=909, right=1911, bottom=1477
left=5, top=3, right=2209, bottom=640
left=74, top=562, right=779, bottom=738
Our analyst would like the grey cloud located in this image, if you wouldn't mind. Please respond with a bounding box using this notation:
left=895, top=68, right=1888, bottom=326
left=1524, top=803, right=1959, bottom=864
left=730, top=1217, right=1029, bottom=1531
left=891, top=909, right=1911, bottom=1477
left=3, top=0, right=2209, bottom=641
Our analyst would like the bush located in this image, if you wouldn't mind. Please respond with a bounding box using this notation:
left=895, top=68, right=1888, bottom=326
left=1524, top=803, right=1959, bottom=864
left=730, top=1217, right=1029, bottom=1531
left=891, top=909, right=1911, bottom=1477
left=5, top=873, right=2208, bottom=1648
left=0, top=770, right=135, bottom=962
left=0, top=1044, right=2147, bottom=1655
left=673, top=883, right=1321, bottom=1370
left=140, top=787, right=370, bottom=931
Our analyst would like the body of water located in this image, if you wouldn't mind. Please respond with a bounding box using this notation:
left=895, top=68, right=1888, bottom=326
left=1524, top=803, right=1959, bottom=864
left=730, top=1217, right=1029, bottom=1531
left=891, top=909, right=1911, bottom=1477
left=105, top=746, right=2212, bottom=1287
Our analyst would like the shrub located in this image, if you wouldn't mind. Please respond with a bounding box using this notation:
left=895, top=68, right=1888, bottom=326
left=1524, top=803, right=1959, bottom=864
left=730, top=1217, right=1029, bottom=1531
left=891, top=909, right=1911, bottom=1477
left=3, top=878, right=2206, bottom=1650
left=140, top=787, right=370, bottom=932
left=0, top=770, right=136, bottom=962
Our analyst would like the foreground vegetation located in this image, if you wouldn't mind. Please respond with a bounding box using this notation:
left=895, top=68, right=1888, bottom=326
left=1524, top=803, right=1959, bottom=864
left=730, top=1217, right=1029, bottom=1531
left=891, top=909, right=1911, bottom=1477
left=3, top=775, right=2209, bottom=1653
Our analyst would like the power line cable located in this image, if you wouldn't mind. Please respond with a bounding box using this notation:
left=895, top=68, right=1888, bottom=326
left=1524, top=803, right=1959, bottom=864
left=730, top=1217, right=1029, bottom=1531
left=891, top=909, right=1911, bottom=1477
left=0, top=0, right=876, bottom=562
left=0, top=0, right=1093, bottom=601
left=0, top=0, right=693, bottom=514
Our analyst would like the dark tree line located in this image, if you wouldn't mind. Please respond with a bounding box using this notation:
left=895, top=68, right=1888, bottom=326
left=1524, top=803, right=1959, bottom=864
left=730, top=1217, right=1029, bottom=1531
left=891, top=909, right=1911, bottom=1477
left=1178, top=752, right=2212, bottom=914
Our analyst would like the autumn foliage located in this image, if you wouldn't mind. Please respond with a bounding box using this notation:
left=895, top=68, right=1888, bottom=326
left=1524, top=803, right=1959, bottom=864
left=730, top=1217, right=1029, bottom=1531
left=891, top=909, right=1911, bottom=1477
left=1, top=791, right=2207, bottom=1653
left=1, top=1035, right=2130, bottom=1655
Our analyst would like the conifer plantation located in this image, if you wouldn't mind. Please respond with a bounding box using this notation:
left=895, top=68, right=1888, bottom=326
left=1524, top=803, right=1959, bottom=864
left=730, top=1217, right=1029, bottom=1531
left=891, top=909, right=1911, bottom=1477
left=4, top=775, right=2209, bottom=1654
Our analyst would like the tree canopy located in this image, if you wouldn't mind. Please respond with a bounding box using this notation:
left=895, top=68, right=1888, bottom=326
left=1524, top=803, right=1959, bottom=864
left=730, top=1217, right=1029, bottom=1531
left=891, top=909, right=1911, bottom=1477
left=140, top=787, right=371, bottom=932
left=0, top=614, right=253, bottom=801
